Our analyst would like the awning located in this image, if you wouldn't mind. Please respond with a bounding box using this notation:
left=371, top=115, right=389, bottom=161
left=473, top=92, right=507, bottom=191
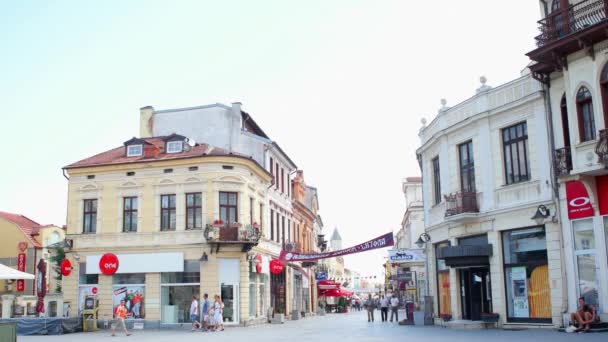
left=323, top=289, right=353, bottom=297
left=437, top=244, right=492, bottom=267
left=0, top=263, right=35, bottom=280
left=317, top=280, right=340, bottom=290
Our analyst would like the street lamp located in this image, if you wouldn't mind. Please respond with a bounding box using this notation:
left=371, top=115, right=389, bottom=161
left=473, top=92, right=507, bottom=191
left=531, top=205, right=551, bottom=225
left=415, top=233, right=431, bottom=248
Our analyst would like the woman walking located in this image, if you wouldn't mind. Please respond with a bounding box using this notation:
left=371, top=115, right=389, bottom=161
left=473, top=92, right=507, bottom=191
left=213, top=295, right=224, bottom=331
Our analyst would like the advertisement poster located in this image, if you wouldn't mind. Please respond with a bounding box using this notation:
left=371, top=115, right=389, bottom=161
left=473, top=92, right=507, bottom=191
left=78, top=286, right=98, bottom=315
left=511, top=267, right=529, bottom=318
left=16, top=253, right=26, bottom=292
left=112, top=286, right=145, bottom=319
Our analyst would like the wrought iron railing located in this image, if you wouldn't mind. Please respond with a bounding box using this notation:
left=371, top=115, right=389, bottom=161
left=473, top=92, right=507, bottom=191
left=444, top=191, right=478, bottom=217
left=204, top=223, right=261, bottom=242
left=554, top=147, right=573, bottom=176
left=535, top=0, right=608, bottom=47
left=596, top=129, right=608, bottom=165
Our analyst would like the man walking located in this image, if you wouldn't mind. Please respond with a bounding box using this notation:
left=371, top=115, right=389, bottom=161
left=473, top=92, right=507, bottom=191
left=201, top=293, right=210, bottom=331
left=190, top=295, right=200, bottom=331
left=112, top=300, right=131, bottom=336
left=390, top=295, right=400, bottom=322
left=365, top=295, right=375, bottom=322
left=379, top=295, right=389, bottom=322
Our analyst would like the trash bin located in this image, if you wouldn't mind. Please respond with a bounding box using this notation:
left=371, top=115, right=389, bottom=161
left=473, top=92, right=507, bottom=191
left=0, top=321, right=17, bottom=342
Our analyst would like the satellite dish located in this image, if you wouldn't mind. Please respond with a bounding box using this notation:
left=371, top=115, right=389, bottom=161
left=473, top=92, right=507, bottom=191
left=183, top=137, right=196, bottom=151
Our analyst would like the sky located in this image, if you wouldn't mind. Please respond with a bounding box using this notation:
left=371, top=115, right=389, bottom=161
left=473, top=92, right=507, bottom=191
left=0, top=0, right=541, bottom=277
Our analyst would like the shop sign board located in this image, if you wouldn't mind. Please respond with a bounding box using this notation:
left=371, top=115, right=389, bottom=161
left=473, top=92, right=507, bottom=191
left=99, top=253, right=119, bottom=275
left=388, top=248, right=426, bottom=263
left=16, top=253, right=26, bottom=292
left=87, top=252, right=184, bottom=274
left=565, top=181, right=594, bottom=219
left=315, top=272, right=327, bottom=281
left=61, top=259, right=73, bottom=276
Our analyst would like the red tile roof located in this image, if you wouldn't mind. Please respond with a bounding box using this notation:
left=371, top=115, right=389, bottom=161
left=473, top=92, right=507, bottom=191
left=64, top=136, right=254, bottom=169
left=0, top=211, right=43, bottom=248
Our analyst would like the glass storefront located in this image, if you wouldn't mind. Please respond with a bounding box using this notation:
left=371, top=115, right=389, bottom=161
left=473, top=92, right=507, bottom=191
left=78, top=262, right=98, bottom=316
left=259, top=274, right=267, bottom=316
left=112, top=274, right=145, bottom=319
left=503, top=227, right=550, bottom=322
left=249, top=272, right=257, bottom=318
left=160, top=260, right=200, bottom=324
left=435, top=241, right=451, bottom=316
left=572, top=219, right=599, bottom=308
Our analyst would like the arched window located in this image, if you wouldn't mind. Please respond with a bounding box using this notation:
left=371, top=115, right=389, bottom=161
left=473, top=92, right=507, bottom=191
left=577, top=86, right=596, bottom=142
left=551, top=0, right=560, bottom=12
left=560, top=95, right=571, bottom=148
left=599, top=62, right=608, bottom=129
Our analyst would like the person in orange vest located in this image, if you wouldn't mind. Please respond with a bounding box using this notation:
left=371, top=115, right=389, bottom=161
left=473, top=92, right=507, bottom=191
left=112, top=299, right=131, bottom=336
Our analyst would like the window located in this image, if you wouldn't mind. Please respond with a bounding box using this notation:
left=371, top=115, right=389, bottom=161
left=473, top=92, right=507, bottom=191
left=270, top=209, right=275, bottom=240
left=166, top=141, right=183, bottom=153
left=186, top=193, right=202, bottom=230
left=577, top=86, right=596, bottom=142
left=250, top=198, right=254, bottom=225
left=188, top=166, right=198, bottom=171
left=219, top=192, right=238, bottom=224
left=123, top=197, right=138, bottom=232
left=127, top=145, right=143, bottom=157
left=126, top=171, right=135, bottom=176
left=281, top=216, right=285, bottom=245
left=573, top=219, right=599, bottom=308
left=502, top=227, right=550, bottom=322
left=288, top=219, right=291, bottom=242
left=600, top=63, right=608, bottom=129
left=79, top=262, right=98, bottom=285
left=163, top=168, right=173, bottom=174
left=432, top=156, right=441, bottom=205
left=281, top=168, right=285, bottom=193
left=87, top=175, right=95, bottom=179
left=160, top=194, right=176, bottom=231
left=269, top=157, right=274, bottom=178
left=503, top=122, right=530, bottom=185
left=275, top=164, right=279, bottom=189
left=259, top=203, right=263, bottom=232
left=560, top=95, right=571, bottom=148
left=83, top=199, right=97, bottom=234
left=276, top=212, right=280, bottom=243
left=458, top=141, right=475, bottom=192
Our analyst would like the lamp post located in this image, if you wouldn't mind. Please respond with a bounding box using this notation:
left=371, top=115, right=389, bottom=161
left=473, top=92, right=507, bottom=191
left=415, top=232, right=433, bottom=325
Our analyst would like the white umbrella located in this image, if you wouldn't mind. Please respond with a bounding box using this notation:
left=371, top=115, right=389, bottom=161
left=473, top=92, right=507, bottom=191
left=0, top=263, right=35, bottom=280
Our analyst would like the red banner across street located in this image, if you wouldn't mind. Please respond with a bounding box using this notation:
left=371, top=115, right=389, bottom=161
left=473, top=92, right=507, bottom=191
left=279, top=232, right=394, bottom=262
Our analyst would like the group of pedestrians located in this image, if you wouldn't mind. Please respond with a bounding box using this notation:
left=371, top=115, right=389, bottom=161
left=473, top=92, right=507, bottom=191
left=191, top=293, right=225, bottom=332
left=364, top=294, right=400, bottom=323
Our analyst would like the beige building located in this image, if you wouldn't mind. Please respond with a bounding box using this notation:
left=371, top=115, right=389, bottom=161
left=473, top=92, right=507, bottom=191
left=62, top=135, right=275, bottom=326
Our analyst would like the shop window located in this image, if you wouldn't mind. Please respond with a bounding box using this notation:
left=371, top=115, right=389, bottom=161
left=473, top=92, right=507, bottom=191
left=503, top=227, right=550, bottom=322
left=572, top=219, right=600, bottom=308
left=78, top=262, right=98, bottom=285
left=161, top=261, right=200, bottom=324
left=249, top=272, right=257, bottom=318
left=435, top=241, right=451, bottom=316
left=259, top=275, right=267, bottom=316
left=161, top=260, right=201, bottom=283
left=112, top=274, right=145, bottom=319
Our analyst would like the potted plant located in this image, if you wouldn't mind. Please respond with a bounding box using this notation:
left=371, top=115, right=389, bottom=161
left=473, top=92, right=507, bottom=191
left=440, top=313, right=452, bottom=322
left=272, top=307, right=285, bottom=324
left=481, top=312, right=499, bottom=323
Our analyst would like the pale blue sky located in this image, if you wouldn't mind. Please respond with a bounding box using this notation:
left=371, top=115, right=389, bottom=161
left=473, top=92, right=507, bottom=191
left=0, top=1, right=540, bottom=275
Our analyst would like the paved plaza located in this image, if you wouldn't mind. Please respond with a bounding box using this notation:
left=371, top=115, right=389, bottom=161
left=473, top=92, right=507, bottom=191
left=18, top=311, right=607, bottom=342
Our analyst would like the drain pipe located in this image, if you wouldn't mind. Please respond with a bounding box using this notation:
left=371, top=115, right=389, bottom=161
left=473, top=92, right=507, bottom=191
left=541, top=81, right=569, bottom=318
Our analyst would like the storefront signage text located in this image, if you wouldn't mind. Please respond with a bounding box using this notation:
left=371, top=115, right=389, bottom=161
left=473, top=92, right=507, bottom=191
left=99, top=253, right=119, bottom=275
left=61, top=259, right=73, bottom=276
left=280, top=232, right=394, bottom=262
left=565, top=181, right=594, bottom=219
left=17, top=253, right=26, bottom=291
left=388, top=248, right=426, bottom=263
left=270, top=259, right=284, bottom=274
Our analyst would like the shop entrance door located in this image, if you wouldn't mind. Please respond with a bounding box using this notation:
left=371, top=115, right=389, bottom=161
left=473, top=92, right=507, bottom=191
left=460, top=268, right=492, bottom=321
left=220, top=283, right=239, bottom=324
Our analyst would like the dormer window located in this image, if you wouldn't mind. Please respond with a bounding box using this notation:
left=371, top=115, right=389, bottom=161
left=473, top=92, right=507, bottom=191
left=166, top=141, right=183, bottom=154
left=127, top=145, right=143, bottom=157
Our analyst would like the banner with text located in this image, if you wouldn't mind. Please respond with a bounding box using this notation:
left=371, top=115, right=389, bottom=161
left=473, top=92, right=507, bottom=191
left=280, top=232, right=394, bottom=262
left=388, top=248, right=426, bottom=263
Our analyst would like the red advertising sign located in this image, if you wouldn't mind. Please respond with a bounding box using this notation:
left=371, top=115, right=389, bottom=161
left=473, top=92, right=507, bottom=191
left=61, top=259, right=73, bottom=276
left=255, top=254, right=262, bottom=274
left=596, top=175, right=608, bottom=216
left=92, top=287, right=98, bottom=295
left=99, top=253, right=119, bottom=275
left=17, top=253, right=26, bottom=292
left=279, top=232, right=394, bottom=262
left=18, top=242, right=28, bottom=252
left=270, top=259, right=284, bottom=275
left=565, top=181, right=594, bottom=219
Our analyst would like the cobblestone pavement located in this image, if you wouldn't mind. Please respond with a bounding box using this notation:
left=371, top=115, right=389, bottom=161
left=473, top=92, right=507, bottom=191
left=19, top=310, right=607, bottom=342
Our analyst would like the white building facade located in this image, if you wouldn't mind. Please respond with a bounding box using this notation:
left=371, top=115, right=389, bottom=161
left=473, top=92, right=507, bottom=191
left=527, top=0, right=608, bottom=321
left=417, top=75, right=565, bottom=327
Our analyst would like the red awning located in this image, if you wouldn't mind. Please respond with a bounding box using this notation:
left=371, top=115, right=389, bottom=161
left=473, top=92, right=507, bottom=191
left=317, top=280, right=340, bottom=290
left=323, top=289, right=352, bottom=297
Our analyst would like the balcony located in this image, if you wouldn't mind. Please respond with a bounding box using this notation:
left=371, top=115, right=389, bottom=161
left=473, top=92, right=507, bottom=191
left=554, top=147, right=573, bottom=177
left=444, top=191, right=479, bottom=219
left=204, top=222, right=261, bottom=252
left=596, top=129, right=608, bottom=165
left=528, top=0, right=608, bottom=77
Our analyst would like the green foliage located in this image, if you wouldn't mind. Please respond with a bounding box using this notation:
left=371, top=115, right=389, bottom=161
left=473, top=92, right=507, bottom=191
left=337, top=296, right=346, bottom=308
left=49, top=247, right=65, bottom=293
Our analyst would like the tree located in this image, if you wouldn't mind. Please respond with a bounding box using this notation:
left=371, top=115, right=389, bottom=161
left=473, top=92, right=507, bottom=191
left=49, top=246, right=65, bottom=293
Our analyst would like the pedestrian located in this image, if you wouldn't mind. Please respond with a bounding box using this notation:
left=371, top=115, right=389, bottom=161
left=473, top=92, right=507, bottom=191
left=390, top=295, right=400, bottom=322
left=379, top=295, right=389, bottom=322
left=201, top=293, right=210, bottom=332
left=365, top=295, right=375, bottom=322
left=190, top=295, right=200, bottom=331
left=112, top=299, right=131, bottom=337
left=213, top=295, right=224, bottom=331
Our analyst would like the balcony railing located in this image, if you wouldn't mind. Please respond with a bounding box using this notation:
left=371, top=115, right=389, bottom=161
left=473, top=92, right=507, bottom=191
left=596, top=129, right=608, bottom=165
left=535, top=0, right=608, bottom=47
left=554, top=147, right=573, bottom=177
left=204, top=223, right=261, bottom=243
left=444, top=191, right=478, bottom=217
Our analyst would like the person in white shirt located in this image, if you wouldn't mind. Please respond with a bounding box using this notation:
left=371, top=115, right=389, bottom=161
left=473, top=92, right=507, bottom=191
left=379, top=295, right=389, bottom=322
left=190, top=295, right=200, bottom=331
left=390, top=296, right=400, bottom=322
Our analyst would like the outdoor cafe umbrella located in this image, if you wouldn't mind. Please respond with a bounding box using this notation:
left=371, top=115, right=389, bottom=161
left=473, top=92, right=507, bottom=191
left=0, top=263, right=34, bottom=280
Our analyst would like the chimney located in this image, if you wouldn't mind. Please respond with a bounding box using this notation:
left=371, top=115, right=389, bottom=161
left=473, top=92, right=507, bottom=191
left=140, top=106, right=155, bottom=138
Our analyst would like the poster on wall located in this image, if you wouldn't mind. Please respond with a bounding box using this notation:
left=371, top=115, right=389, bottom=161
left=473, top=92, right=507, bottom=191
left=78, top=286, right=98, bottom=315
left=511, top=266, right=529, bottom=318
left=112, top=286, right=145, bottom=319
